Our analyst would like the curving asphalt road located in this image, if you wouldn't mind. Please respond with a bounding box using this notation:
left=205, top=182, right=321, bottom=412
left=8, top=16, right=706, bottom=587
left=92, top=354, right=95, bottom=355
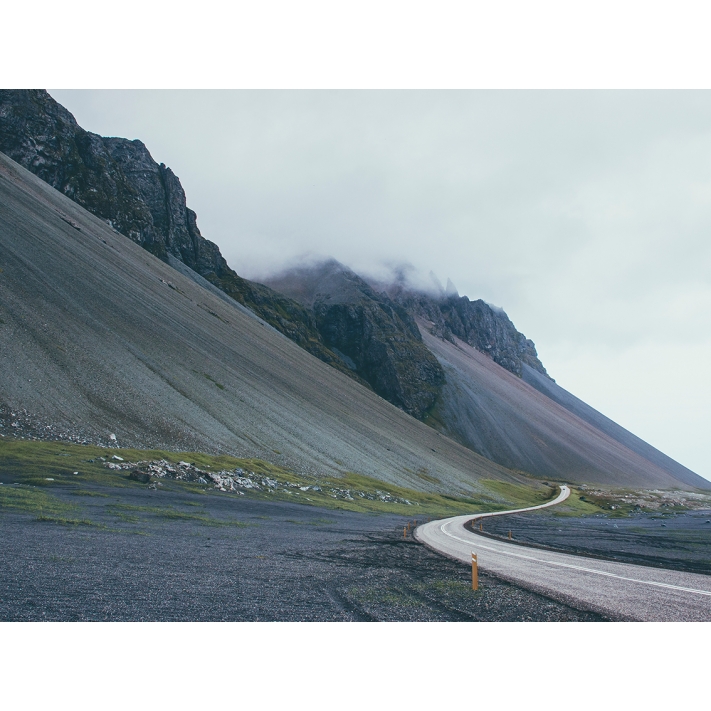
left=415, top=486, right=711, bottom=621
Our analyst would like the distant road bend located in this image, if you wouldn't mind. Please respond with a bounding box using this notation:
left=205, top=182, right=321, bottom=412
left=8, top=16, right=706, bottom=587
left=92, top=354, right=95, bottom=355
left=415, top=485, right=711, bottom=621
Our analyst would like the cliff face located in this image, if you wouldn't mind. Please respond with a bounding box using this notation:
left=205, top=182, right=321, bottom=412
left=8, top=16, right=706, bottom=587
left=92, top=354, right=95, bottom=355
left=393, top=289, right=549, bottom=378
left=266, top=261, right=445, bottom=419
left=0, top=90, right=353, bottom=377
left=0, top=90, right=162, bottom=254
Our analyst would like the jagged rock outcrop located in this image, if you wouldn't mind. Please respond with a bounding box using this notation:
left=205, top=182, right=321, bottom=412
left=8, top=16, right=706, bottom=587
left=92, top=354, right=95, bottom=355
left=388, top=288, right=548, bottom=379
left=0, top=89, right=354, bottom=378
left=266, top=260, right=445, bottom=419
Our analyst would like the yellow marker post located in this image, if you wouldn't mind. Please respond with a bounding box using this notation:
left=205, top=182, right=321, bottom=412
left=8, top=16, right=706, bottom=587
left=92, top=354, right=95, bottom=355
left=479, top=522, right=483, bottom=531
left=508, top=530, right=512, bottom=540
left=471, top=552, right=478, bottom=591
left=403, top=526, right=407, bottom=538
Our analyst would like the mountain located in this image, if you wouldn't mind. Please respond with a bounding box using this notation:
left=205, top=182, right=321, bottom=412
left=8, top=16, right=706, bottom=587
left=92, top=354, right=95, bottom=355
left=0, top=89, right=357, bottom=382
left=0, top=151, right=524, bottom=494
left=1, top=89, right=707, bottom=491
left=520, top=365, right=704, bottom=490
left=267, top=262, right=710, bottom=490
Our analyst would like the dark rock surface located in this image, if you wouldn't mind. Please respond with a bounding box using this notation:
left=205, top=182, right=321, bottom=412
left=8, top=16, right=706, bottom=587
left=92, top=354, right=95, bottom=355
left=268, top=258, right=548, bottom=420
left=0, top=90, right=353, bottom=378
left=266, top=260, right=445, bottom=419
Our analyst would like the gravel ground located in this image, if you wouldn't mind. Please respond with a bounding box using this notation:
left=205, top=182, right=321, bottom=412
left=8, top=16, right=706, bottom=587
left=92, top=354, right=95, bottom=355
left=0, top=483, right=608, bottom=621
left=484, top=511, right=711, bottom=575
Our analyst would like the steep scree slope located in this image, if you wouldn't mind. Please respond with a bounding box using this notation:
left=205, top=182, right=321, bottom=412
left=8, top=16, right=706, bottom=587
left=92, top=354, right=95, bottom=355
left=418, top=326, right=710, bottom=489
left=520, top=364, right=705, bottom=490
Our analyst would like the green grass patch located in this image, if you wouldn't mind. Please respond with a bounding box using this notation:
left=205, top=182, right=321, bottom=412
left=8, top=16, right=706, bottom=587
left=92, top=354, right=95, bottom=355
left=0, top=484, right=75, bottom=517
left=192, top=367, right=226, bottom=389
left=478, top=479, right=557, bottom=509
left=35, top=515, right=104, bottom=528
left=0, top=439, right=561, bottom=518
left=551, top=489, right=608, bottom=517
left=425, top=579, right=468, bottom=592
left=106, top=503, right=246, bottom=527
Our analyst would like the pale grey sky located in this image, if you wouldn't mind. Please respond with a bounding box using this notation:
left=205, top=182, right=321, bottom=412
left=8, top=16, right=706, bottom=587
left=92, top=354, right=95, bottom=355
left=51, top=90, right=711, bottom=481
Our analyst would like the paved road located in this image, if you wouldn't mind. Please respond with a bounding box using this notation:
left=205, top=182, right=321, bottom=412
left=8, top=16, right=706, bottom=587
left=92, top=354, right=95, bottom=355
left=415, top=486, right=711, bottom=621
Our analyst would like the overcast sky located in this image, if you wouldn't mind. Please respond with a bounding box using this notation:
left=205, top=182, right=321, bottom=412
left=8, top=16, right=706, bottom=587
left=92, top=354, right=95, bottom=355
left=50, top=90, right=711, bottom=481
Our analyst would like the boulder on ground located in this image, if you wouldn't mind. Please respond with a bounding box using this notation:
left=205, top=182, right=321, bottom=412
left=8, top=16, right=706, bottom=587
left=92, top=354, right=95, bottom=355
left=128, top=470, right=151, bottom=484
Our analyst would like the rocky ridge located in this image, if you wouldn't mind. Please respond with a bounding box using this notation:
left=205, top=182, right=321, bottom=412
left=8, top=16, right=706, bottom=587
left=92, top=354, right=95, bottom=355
left=266, top=259, right=549, bottom=417
left=0, top=90, right=549, bottom=421
left=0, top=90, right=355, bottom=379
left=387, top=286, right=548, bottom=378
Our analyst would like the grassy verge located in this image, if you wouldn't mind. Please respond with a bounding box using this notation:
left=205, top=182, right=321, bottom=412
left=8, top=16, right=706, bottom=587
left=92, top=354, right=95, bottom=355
left=105, top=503, right=247, bottom=527
left=0, top=484, right=76, bottom=517
left=547, top=488, right=609, bottom=517
left=0, top=439, right=557, bottom=518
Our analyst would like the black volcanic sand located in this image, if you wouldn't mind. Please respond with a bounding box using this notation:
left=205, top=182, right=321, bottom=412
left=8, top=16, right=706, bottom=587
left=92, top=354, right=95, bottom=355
left=0, top=483, right=607, bottom=622
left=484, top=511, right=711, bottom=575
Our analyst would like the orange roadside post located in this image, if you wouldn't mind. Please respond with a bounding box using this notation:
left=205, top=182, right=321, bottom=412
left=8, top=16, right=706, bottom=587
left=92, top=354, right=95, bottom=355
left=403, top=526, right=407, bottom=538
left=508, top=530, right=512, bottom=540
left=479, top=521, right=483, bottom=531
left=471, top=552, right=478, bottom=591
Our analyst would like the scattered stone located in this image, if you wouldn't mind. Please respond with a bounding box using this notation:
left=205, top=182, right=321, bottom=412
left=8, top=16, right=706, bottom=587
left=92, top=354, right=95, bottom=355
left=111, top=455, right=124, bottom=461
left=99, top=458, right=416, bottom=504
left=128, top=470, right=151, bottom=484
